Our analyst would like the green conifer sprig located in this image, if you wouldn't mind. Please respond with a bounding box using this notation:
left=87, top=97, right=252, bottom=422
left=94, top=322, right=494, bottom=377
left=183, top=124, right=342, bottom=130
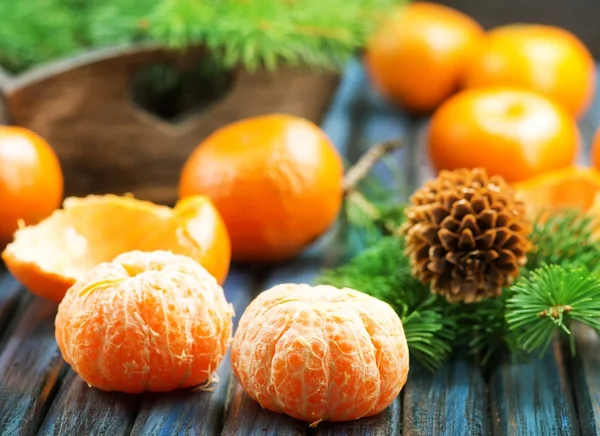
left=506, top=264, right=600, bottom=355
left=0, top=0, right=401, bottom=74
left=320, top=197, right=600, bottom=371
left=526, top=210, right=600, bottom=272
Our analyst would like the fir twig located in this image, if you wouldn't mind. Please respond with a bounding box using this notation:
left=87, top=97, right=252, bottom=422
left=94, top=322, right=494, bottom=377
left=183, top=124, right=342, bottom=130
left=526, top=210, right=600, bottom=272
left=506, top=264, right=600, bottom=355
left=0, top=0, right=402, bottom=73
left=343, top=139, right=403, bottom=193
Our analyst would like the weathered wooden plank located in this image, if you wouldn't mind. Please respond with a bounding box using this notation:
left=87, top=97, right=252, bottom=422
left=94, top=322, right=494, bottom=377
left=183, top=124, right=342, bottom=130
left=568, top=325, right=600, bottom=436
left=0, top=273, right=25, bottom=346
left=37, top=370, right=140, bottom=436
left=129, top=267, right=256, bottom=436
left=0, top=296, right=65, bottom=436
left=489, top=342, right=579, bottom=436
left=223, top=381, right=309, bottom=436
left=310, top=398, right=401, bottom=436
left=402, top=356, right=489, bottom=436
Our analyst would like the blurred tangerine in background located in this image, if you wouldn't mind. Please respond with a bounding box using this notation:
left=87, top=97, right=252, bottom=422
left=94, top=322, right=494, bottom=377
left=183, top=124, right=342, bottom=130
left=513, top=166, right=600, bottom=219
left=179, top=114, right=344, bottom=263
left=427, top=87, right=580, bottom=183
left=463, top=24, right=596, bottom=118
left=364, top=1, right=484, bottom=114
left=55, top=250, right=234, bottom=393
left=2, top=194, right=231, bottom=303
left=0, top=126, right=63, bottom=247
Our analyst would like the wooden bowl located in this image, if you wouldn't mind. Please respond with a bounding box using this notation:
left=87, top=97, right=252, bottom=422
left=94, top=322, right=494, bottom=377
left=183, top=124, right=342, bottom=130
left=0, top=44, right=340, bottom=206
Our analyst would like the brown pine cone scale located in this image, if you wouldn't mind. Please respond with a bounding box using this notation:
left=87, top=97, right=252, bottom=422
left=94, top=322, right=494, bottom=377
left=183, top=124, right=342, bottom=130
left=403, top=168, right=532, bottom=303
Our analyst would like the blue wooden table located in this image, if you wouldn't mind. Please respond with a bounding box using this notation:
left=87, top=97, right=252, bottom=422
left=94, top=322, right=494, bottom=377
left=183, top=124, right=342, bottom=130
left=1, top=60, right=600, bottom=436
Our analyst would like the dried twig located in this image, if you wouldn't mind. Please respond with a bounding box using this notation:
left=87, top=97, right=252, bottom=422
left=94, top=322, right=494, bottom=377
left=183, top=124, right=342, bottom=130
left=342, top=139, right=403, bottom=193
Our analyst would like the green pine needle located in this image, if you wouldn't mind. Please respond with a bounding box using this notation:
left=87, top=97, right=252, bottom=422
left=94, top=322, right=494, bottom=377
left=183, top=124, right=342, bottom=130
left=526, top=210, right=600, bottom=272
left=506, top=264, right=600, bottom=355
left=317, top=236, right=457, bottom=371
left=456, top=295, right=518, bottom=365
left=0, top=0, right=402, bottom=74
left=322, top=199, right=600, bottom=370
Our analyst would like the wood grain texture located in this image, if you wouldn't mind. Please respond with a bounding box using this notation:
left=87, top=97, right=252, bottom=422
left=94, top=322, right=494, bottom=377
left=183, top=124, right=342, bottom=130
left=37, top=370, right=139, bottom=436
left=0, top=274, right=24, bottom=347
left=310, top=398, right=401, bottom=436
left=489, top=342, right=579, bottom=436
left=402, top=356, right=489, bottom=436
left=568, top=325, right=600, bottom=436
left=0, top=297, right=64, bottom=436
left=129, top=267, right=256, bottom=436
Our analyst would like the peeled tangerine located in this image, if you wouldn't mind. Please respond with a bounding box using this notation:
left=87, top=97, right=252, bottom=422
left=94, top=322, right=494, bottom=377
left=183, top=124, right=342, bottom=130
left=1, top=194, right=231, bottom=303
left=55, top=250, right=234, bottom=393
left=231, top=283, right=409, bottom=424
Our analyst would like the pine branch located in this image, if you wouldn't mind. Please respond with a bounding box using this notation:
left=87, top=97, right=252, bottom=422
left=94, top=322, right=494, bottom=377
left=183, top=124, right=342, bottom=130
left=526, top=210, right=600, bottom=272
left=0, top=0, right=402, bottom=73
left=506, top=264, right=600, bottom=355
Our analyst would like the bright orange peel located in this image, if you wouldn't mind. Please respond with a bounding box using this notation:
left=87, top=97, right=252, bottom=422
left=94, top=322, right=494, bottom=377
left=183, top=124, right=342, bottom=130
left=1, top=194, right=231, bottom=303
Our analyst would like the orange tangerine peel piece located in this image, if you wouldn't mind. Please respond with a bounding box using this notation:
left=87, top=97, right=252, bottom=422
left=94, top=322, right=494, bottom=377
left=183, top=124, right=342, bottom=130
left=512, top=165, right=600, bottom=219
left=1, top=194, right=231, bottom=303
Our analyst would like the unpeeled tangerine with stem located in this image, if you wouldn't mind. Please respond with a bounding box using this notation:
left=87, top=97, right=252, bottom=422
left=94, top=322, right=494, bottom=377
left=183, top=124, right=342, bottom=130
left=231, top=283, right=409, bottom=424
left=55, top=250, right=234, bottom=394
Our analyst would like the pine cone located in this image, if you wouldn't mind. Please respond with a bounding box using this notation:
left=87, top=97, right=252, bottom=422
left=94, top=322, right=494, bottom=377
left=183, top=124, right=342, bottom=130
left=403, top=168, right=532, bottom=303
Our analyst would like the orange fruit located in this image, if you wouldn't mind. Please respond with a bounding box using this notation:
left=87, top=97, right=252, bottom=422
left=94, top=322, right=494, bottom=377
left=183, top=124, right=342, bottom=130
left=590, top=127, right=600, bottom=171
left=463, top=24, right=596, bottom=118
left=231, top=283, right=409, bottom=424
left=55, top=250, right=234, bottom=393
left=513, top=166, right=600, bottom=218
left=1, top=194, right=230, bottom=303
left=0, top=126, right=63, bottom=246
left=427, top=87, right=580, bottom=183
left=178, top=114, right=344, bottom=263
left=364, top=2, right=484, bottom=114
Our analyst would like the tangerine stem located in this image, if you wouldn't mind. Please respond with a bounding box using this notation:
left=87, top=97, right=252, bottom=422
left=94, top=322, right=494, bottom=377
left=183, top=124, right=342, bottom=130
left=342, top=138, right=404, bottom=193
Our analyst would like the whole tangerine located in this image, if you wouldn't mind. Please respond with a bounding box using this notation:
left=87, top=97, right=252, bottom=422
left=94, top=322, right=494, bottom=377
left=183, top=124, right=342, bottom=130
left=427, top=87, right=580, bottom=182
left=0, top=126, right=63, bottom=246
left=364, top=2, right=484, bottom=114
left=178, top=114, right=344, bottom=262
left=230, top=283, right=409, bottom=424
left=462, top=24, right=596, bottom=118
left=2, top=194, right=230, bottom=303
left=55, top=250, right=234, bottom=393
